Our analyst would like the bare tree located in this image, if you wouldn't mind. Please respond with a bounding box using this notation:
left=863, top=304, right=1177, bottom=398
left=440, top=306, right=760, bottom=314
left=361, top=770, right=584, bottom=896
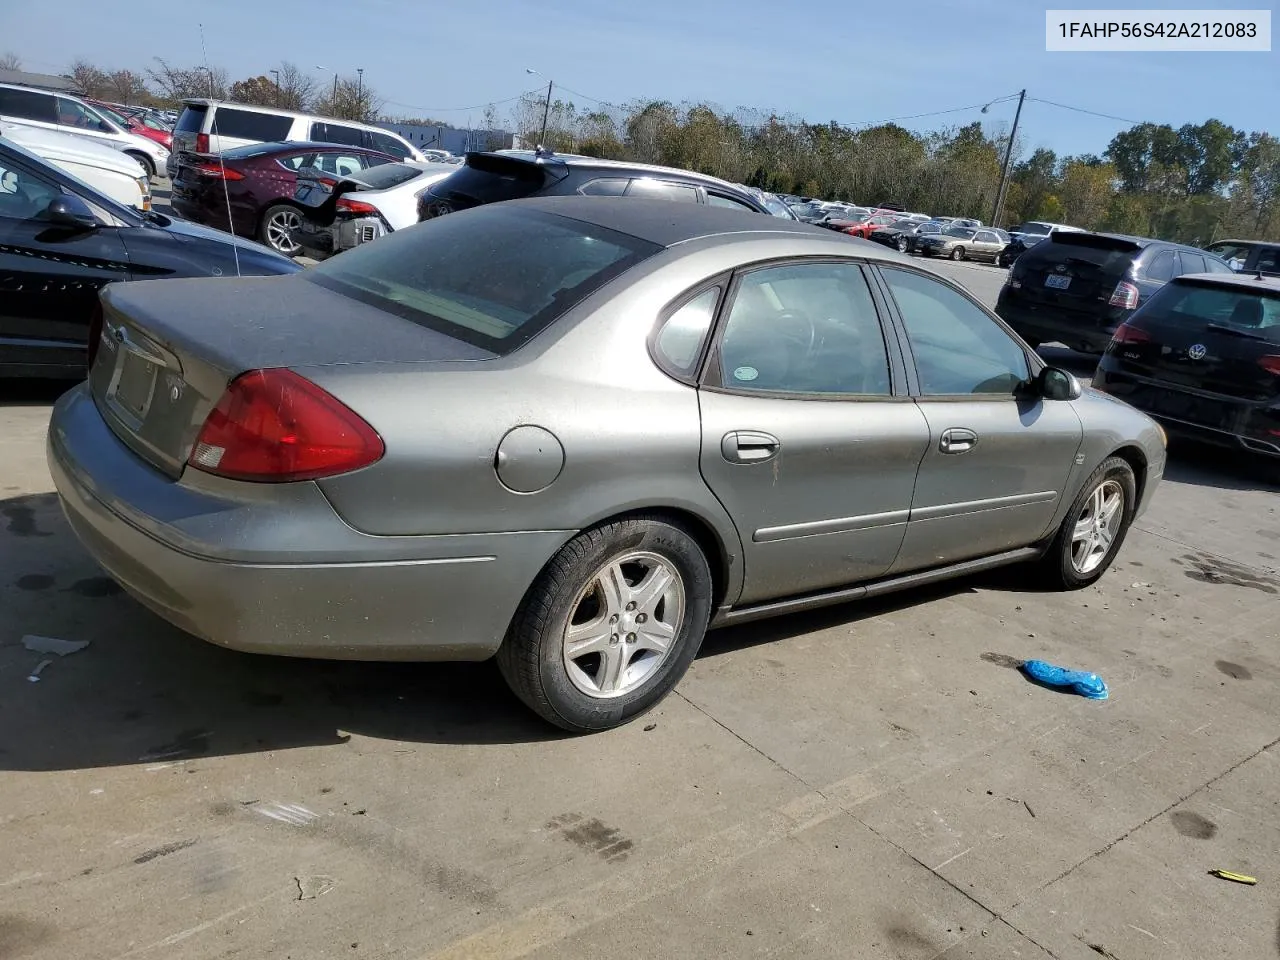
left=0, top=52, right=21, bottom=71
left=146, top=58, right=228, bottom=105
left=67, top=59, right=110, bottom=98
left=275, top=62, right=316, bottom=112
left=312, top=75, right=383, bottom=123
left=107, top=69, right=149, bottom=105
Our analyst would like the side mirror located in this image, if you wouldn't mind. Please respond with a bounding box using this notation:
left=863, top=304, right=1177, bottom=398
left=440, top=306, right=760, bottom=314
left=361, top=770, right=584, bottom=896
left=43, top=194, right=99, bottom=231
left=1035, top=366, right=1082, bottom=401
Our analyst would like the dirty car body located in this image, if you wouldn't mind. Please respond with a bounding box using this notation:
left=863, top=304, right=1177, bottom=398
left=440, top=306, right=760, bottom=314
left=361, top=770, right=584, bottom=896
left=48, top=198, right=1166, bottom=730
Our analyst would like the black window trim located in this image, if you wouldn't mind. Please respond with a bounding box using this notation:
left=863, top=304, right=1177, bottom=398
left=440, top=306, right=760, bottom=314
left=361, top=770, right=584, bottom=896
left=695, top=255, right=911, bottom=402
left=647, top=275, right=731, bottom=385
left=870, top=261, right=1042, bottom=403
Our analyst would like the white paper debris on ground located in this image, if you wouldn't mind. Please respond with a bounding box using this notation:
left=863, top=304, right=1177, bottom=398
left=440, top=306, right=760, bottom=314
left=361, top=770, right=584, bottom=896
left=27, top=659, right=53, bottom=682
left=246, top=801, right=319, bottom=826
left=22, top=635, right=90, bottom=656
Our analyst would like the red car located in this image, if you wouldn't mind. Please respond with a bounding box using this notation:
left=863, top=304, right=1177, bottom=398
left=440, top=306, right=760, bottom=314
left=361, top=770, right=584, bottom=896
left=169, top=141, right=395, bottom=255
left=836, top=213, right=906, bottom=239
left=86, top=100, right=173, bottom=151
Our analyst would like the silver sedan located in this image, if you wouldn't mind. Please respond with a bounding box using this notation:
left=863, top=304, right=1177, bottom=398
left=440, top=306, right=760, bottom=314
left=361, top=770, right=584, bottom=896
left=48, top=197, right=1166, bottom=731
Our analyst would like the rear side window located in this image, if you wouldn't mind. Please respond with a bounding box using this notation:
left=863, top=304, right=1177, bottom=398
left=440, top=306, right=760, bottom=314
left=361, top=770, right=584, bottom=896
left=0, top=87, right=57, bottom=123
left=1143, top=250, right=1176, bottom=282
left=706, top=192, right=756, bottom=212
left=1177, top=252, right=1207, bottom=275
left=1202, top=257, right=1235, bottom=274
left=308, top=206, right=660, bottom=354
left=310, top=122, right=364, bottom=147
left=175, top=104, right=208, bottom=133
left=367, top=131, right=411, bottom=160
left=654, top=287, right=720, bottom=377
left=212, top=108, right=292, bottom=141
left=626, top=179, right=699, bottom=203
left=579, top=178, right=630, bottom=196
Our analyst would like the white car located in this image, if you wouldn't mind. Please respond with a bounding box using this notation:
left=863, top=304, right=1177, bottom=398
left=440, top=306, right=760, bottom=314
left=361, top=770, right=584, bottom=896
left=292, top=161, right=458, bottom=257
left=0, top=122, right=151, bottom=211
left=0, top=83, right=169, bottom=179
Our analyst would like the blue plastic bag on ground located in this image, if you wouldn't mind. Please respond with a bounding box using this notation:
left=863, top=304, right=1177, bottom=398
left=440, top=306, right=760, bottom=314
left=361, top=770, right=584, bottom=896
left=1021, top=659, right=1109, bottom=700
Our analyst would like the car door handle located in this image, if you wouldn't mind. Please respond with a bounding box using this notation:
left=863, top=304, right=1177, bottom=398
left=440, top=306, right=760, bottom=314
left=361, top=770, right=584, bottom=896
left=939, top=427, right=978, bottom=454
left=721, top=431, right=780, bottom=464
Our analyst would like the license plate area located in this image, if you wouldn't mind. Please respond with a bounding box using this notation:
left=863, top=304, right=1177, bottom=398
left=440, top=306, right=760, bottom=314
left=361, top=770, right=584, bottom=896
left=1044, top=274, right=1072, bottom=290
left=109, top=350, right=157, bottom=424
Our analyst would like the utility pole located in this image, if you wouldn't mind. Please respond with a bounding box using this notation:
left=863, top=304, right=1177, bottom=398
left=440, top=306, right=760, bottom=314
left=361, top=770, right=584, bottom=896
left=991, top=88, right=1025, bottom=228
left=539, top=79, right=552, bottom=147
left=269, top=69, right=280, bottom=107
left=357, top=68, right=364, bottom=121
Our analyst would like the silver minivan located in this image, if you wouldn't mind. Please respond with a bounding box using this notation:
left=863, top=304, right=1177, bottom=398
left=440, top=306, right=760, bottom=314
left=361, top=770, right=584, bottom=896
left=168, top=100, right=423, bottom=177
left=0, top=83, right=170, bottom=179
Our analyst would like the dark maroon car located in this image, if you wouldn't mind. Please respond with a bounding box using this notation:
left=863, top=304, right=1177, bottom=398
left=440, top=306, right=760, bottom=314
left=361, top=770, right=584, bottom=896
left=169, top=141, right=395, bottom=256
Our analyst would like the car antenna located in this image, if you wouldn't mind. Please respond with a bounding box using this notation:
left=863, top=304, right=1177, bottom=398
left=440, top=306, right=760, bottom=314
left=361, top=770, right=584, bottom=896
left=199, top=22, right=240, bottom=278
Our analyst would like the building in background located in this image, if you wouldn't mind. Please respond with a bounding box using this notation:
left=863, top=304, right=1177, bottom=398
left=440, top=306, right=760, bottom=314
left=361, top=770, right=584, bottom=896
left=376, top=121, right=516, bottom=155
left=0, top=70, right=78, bottom=93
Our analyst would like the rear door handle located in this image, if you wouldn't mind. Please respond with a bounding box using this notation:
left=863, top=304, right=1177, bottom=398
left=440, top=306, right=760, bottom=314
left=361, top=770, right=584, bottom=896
left=721, top=431, right=780, bottom=464
left=939, top=427, right=978, bottom=454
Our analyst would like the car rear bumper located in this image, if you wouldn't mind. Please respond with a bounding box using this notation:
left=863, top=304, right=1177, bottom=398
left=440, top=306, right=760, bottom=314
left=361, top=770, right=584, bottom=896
left=995, top=297, right=1127, bottom=353
left=1093, top=365, right=1280, bottom=458
left=295, top=218, right=386, bottom=259
left=47, top=384, right=571, bottom=660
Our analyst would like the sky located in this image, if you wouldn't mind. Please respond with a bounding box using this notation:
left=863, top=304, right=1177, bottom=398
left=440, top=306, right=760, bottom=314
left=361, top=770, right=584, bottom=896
left=10, top=0, right=1278, bottom=158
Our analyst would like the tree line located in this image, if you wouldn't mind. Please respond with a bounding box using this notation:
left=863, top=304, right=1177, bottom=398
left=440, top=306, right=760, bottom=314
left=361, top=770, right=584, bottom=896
left=5, top=50, right=1274, bottom=243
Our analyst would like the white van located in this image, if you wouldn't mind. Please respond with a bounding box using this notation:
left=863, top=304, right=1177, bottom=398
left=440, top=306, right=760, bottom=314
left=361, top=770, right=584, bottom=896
left=0, top=122, right=152, bottom=210
left=0, top=83, right=170, bottom=179
left=169, top=100, right=424, bottom=177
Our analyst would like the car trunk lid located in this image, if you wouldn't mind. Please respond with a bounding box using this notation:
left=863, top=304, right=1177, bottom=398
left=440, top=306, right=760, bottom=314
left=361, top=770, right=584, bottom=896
left=89, top=275, right=496, bottom=477
left=1009, top=233, right=1139, bottom=315
left=1109, top=279, right=1280, bottom=401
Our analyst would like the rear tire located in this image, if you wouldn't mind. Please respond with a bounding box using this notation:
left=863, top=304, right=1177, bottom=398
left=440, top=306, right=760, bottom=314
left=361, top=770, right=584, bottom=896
left=950, top=246, right=966, bottom=261
left=125, top=151, right=155, bottom=179
left=259, top=204, right=303, bottom=256
left=896, top=236, right=909, bottom=253
left=496, top=516, right=713, bottom=732
left=1038, top=457, right=1136, bottom=590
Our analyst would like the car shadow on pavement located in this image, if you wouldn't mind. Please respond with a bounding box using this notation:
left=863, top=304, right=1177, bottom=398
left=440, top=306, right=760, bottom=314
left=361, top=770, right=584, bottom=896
left=2, top=492, right=567, bottom=773
left=0, top=379, right=76, bottom=408
left=1163, top=440, right=1279, bottom=493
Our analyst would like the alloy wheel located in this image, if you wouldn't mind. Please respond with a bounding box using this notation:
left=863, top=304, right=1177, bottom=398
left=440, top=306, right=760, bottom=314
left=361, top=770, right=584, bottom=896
left=561, top=551, right=685, bottom=699
left=266, top=209, right=302, bottom=255
left=1070, top=479, right=1125, bottom=575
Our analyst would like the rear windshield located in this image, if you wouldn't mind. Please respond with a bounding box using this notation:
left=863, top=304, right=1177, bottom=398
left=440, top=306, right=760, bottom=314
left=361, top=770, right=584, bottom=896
left=1022, top=236, right=1136, bottom=274
left=1139, top=281, right=1280, bottom=343
left=175, top=104, right=208, bottom=133
left=350, top=163, right=431, bottom=190
left=307, top=206, right=660, bottom=354
left=423, top=154, right=556, bottom=211
left=211, top=107, right=292, bottom=141
left=943, top=227, right=975, bottom=239
left=1012, top=222, right=1051, bottom=235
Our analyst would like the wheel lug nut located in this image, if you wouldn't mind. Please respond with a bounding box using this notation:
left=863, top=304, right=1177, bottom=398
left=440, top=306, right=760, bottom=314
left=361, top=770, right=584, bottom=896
left=626, top=633, right=636, bottom=643
left=636, top=613, right=647, bottom=623
left=609, top=614, right=619, bottom=624
left=625, top=601, right=636, bottom=611
left=610, top=634, right=619, bottom=644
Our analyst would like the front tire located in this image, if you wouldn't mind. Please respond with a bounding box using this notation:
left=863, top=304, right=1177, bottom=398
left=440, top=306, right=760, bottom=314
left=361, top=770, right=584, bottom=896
left=950, top=246, right=966, bottom=261
left=125, top=151, right=155, bottom=179
left=497, top=516, right=713, bottom=732
left=896, top=236, right=909, bottom=253
left=1039, top=457, right=1137, bottom=589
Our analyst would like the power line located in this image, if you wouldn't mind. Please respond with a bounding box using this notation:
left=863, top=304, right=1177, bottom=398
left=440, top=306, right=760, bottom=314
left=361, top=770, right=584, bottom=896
left=842, top=93, right=1022, bottom=128
left=380, top=86, right=546, bottom=115
left=1025, top=96, right=1143, bottom=126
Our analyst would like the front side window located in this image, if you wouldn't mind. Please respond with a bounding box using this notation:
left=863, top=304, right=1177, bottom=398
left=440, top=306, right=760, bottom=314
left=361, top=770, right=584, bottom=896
left=654, top=286, right=719, bottom=377
left=706, top=192, right=756, bottom=213
left=0, top=160, right=63, bottom=221
left=57, top=98, right=111, bottom=131
left=626, top=179, right=698, bottom=203
left=881, top=267, right=1029, bottom=396
left=309, top=122, right=365, bottom=147
left=308, top=206, right=659, bottom=354
left=716, top=262, right=891, bottom=396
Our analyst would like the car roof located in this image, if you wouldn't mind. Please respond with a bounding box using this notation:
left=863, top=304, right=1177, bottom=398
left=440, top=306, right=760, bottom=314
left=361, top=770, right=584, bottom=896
left=507, top=195, right=851, bottom=248
left=1208, top=238, right=1280, bottom=250
left=485, top=150, right=752, bottom=192
left=227, top=140, right=387, bottom=154
left=1175, top=272, right=1280, bottom=294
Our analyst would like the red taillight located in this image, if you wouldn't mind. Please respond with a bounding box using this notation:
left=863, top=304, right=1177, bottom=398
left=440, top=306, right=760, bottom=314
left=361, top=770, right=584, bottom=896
left=188, top=369, right=384, bottom=483
left=195, top=133, right=210, bottom=153
left=1110, top=322, right=1151, bottom=345
left=336, top=197, right=379, bottom=215
left=87, top=303, right=104, bottom=370
left=1109, top=280, right=1140, bottom=310
left=191, top=162, right=244, bottom=180
left=1260, top=356, right=1280, bottom=376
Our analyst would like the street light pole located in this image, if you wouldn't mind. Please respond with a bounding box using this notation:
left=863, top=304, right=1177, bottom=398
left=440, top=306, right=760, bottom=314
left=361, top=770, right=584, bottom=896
left=357, top=68, right=364, bottom=121
left=269, top=69, right=280, bottom=107
left=539, top=79, right=552, bottom=148
left=990, top=88, right=1026, bottom=228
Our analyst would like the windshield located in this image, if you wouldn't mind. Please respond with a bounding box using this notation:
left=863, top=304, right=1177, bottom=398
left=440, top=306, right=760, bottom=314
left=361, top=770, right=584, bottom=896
left=1140, top=282, right=1280, bottom=342
left=308, top=206, right=659, bottom=354
left=944, top=227, right=976, bottom=239
left=1013, top=222, right=1051, bottom=235
left=761, top=195, right=795, bottom=218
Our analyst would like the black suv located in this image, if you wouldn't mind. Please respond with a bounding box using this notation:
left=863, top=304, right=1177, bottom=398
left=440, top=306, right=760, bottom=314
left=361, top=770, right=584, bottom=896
left=1093, top=272, right=1280, bottom=465
left=418, top=150, right=772, bottom=221
left=995, top=232, right=1234, bottom=353
left=1203, top=239, right=1280, bottom=277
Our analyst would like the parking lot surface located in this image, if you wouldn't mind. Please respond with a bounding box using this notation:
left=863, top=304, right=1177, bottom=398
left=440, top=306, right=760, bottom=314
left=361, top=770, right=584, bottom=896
left=2, top=246, right=1279, bottom=960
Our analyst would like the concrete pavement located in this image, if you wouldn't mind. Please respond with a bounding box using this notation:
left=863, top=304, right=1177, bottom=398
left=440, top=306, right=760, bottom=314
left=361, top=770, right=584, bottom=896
left=1, top=259, right=1278, bottom=960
